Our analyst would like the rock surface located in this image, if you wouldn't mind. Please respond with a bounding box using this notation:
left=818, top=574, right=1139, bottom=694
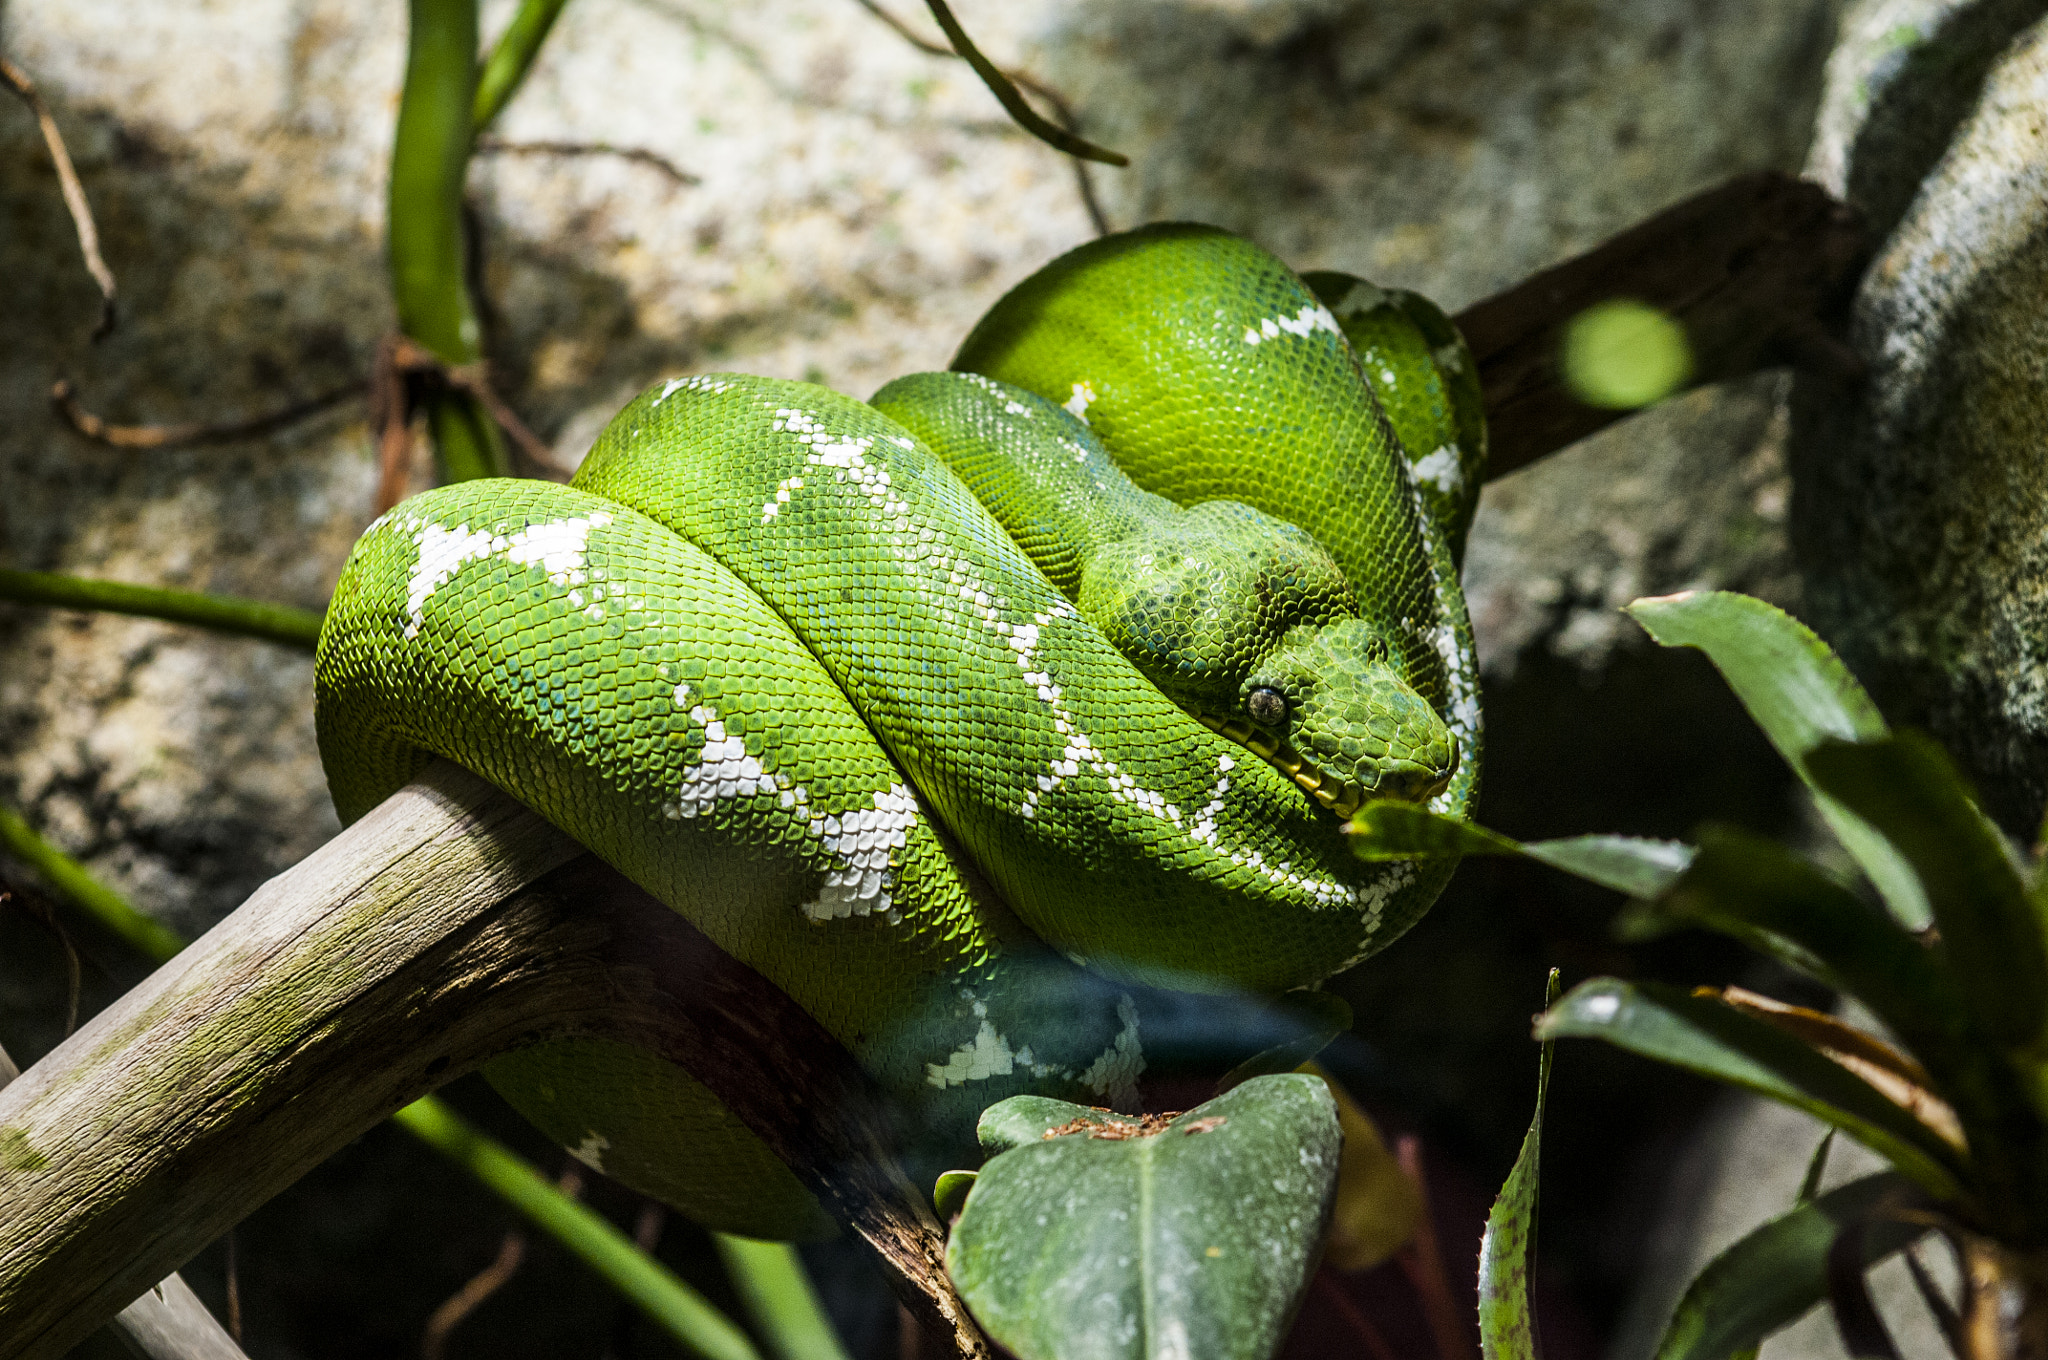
left=1792, top=1, right=2048, bottom=831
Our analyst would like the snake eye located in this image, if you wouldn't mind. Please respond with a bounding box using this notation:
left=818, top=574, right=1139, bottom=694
left=1246, top=686, right=1288, bottom=726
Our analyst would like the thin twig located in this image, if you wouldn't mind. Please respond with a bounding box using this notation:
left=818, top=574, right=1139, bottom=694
left=1, top=886, right=81, bottom=1037
left=1, top=53, right=117, bottom=339
left=1310, top=1271, right=1400, bottom=1360
left=1394, top=1135, right=1479, bottom=1360
left=222, top=1233, right=241, bottom=1345
left=474, top=136, right=700, bottom=186
left=422, top=1229, right=527, bottom=1360
left=52, top=378, right=365, bottom=451
left=420, top=1164, right=583, bottom=1360
left=372, top=332, right=570, bottom=514
left=852, top=0, right=1116, bottom=231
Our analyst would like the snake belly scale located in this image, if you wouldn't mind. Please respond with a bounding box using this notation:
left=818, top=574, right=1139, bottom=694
left=314, top=225, right=1483, bottom=1241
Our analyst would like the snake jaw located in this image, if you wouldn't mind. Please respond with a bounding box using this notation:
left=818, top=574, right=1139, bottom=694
left=1192, top=709, right=1446, bottom=818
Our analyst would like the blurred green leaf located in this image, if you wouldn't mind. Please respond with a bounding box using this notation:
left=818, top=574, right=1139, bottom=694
left=1350, top=801, right=1692, bottom=898
left=1561, top=299, right=1693, bottom=409
left=948, top=1076, right=1339, bottom=1360
left=712, top=1234, right=854, bottom=1360
left=1654, top=1172, right=1924, bottom=1360
left=1645, top=826, right=1959, bottom=1053
left=1625, top=592, right=1929, bottom=930
left=1479, top=970, right=1560, bottom=1360
left=1536, top=980, right=1965, bottom=1200
left=932, top=1170, right=977, bottom=1221
left=1806, top=735, right=2048, bottom=1046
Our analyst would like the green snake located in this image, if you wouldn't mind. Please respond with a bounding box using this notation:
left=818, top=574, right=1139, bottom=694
left=315, top=224, right=1485, bottom=1241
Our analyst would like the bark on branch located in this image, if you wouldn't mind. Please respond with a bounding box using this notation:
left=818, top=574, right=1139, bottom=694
left=1457, top=170, right=1869, bottom=480
left=0, top=763, right=979, bottom=1360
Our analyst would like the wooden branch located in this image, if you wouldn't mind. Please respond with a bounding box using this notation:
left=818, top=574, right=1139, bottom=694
left=0, top=1051, right=248, bottom=1360
left=0, top=763, right=980, bottom=1360
left=1457, top=171, right=1869, bottom=480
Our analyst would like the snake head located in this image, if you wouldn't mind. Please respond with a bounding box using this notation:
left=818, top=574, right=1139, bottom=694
left=1076, top=502, right=1458, bottom=817
left=1227, top=619, right=1459, bottom=816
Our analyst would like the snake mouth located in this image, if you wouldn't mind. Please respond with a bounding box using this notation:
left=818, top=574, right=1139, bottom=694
left=1193, top=711, right=1454, bottom=819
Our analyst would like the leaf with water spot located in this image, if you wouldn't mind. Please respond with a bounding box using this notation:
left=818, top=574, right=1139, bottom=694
left=946, top=1075, right=1340, bottom=1360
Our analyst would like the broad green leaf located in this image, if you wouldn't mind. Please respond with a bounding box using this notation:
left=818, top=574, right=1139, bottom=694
left=1536, top=980, right=1965, bottom=1200
left=1646, top=826, right=1960, bottom=1053
left=1624, top=592, right=1929, bottom=930
left=1806, top=735, right=2048, bottom=1046
left=1479, top=970, right=1560, bottom=1360
left=1350, top=801, right=1693, bottom=898
left=1654, top=1172, right=1923, bottom=1360
left=948, top=1076, right=1340, bottom=1360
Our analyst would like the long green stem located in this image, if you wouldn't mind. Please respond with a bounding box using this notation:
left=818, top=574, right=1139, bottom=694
left=0, top=803, right=757, bottom=1358
left=398, top=1100, right=762, bottom=1360
left=473, top=0, right=571, bottom=135
left=0, top=569, right=323, bottom=650
left=389, top=0, right=507, bottom=481
left=0, top=806, right=187, bottom=963
left=713, top=1234, right=854, bottom=1360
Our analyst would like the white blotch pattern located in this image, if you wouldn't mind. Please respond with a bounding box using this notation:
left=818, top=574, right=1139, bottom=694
left=1241, top=304, right=1341, bottom=346
left=1064, top=380, right=1097, bottom=423
left=925, top=1021, right=1019, bottom=1087
left=659, top=677, right=920, bottom=924
left=1077, top=997, right=1145, bottom=1110
left=569, top=1131, right=611, bottom=1173
left=653, top=374, right=733, bottom=406
left=1410, top=445, right=1464, bottom=495
left=395, top=511, right=614, bottom=639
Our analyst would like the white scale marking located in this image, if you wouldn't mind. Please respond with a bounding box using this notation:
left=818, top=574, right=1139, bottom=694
left=1241, top=304, right=1341, bottom=346
left=395, top=510, right=614, bottom=639
left=1410, top=445, right=1464, bottom=495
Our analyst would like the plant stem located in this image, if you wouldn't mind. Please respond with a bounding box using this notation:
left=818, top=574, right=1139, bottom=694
left=473, top=0, right=571, bottom=135
left=389, top=0, right=507, bottom=481
left=0, top=802, right=758, bottom=1359
left=0, top=569, right=323, bottom=650
left=0, top=806, right=186, bottom=964
left=713, top=1234, right=854, bottom=1360
left=398, top=1100, right=763, bottom=1360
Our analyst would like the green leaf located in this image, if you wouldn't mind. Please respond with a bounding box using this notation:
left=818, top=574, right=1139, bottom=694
left=1645, top=825, right=1959, bottom=1051
left=1350, top=801, right=1693, bottom=898
left=948, top=1075, right=1340, bottom=1360
left=1805, top=735, right=2048, bottom=1046
left=1624, top=592, right=1929, bottom=930
left=933, top=1171, right=977, bottom=1221
left=1536, top=980, right=1965, bottom=1201
left=1479, top=970, right=1561, bottom=1360
left=1654, top=1172, right=1924, bottom=1360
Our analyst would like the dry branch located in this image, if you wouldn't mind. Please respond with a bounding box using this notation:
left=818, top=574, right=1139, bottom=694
left=1, top=54, right=117, bottom=339
left=0, top=763, right=980, bottom=1360
left=1458, top=171, right=1868, bottom=480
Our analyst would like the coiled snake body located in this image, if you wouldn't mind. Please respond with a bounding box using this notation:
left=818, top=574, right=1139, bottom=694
left=316, top=225, right=1485, bottom=1240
